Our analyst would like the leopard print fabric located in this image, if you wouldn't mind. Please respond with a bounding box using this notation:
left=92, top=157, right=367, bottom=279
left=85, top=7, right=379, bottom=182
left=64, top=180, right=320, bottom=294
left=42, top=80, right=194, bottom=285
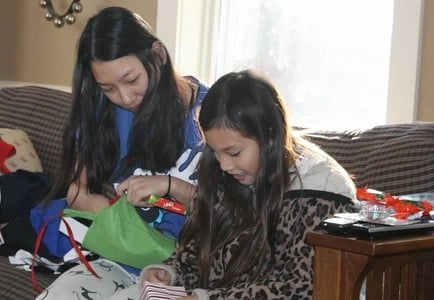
left=171, top=191, right=357, bottom=299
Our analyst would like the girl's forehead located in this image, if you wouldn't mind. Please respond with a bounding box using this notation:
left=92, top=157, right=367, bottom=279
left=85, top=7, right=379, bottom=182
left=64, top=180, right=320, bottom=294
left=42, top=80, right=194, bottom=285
left=90, top=56, right=143, bottom=84
left=204, top=127, right=256, bottom=151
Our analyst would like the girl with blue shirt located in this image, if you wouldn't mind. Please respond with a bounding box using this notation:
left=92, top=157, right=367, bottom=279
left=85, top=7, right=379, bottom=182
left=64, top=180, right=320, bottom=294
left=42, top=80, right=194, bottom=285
left=34, top=6, right=208, bottom=299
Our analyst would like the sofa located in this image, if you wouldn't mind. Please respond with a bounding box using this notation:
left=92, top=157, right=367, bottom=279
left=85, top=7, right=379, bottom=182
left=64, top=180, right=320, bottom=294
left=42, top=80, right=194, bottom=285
left=0, top=85, right=72, bottom=299
left=0, top=85, right=433, bottom=299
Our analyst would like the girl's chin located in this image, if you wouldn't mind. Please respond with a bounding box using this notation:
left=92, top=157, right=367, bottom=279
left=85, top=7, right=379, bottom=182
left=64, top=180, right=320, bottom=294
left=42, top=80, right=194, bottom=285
left=233, top=174, right=253, bottom=185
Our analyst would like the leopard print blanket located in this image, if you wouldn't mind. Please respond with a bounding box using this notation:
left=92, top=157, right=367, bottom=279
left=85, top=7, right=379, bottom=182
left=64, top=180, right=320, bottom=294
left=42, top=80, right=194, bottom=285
left=173, top=191, right=356, bottom=299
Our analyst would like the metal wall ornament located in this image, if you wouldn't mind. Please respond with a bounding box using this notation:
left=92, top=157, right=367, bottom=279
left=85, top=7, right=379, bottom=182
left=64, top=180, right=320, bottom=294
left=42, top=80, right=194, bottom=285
left=39, top=0, right=83, bottom=28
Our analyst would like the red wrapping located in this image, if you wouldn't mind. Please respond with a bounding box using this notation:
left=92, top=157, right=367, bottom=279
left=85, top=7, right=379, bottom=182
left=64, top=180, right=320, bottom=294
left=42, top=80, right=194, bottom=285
left=356, top=187, right=433, bottom=219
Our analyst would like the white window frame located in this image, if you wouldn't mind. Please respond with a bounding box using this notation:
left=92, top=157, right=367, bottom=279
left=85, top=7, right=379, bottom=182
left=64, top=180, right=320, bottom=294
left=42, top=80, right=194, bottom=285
left=156, top=0, right=424, bottom=125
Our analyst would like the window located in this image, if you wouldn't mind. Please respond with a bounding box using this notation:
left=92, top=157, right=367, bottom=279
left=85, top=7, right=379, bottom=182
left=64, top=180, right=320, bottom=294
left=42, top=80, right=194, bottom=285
left=157, top=0, right=424, bottom=130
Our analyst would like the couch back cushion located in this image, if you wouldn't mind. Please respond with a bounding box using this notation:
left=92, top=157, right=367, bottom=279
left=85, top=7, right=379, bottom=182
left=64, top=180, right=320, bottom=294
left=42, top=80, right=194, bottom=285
left=0, top=86, right=72, bottom=178
left=298, top=123, right=434, bottom=195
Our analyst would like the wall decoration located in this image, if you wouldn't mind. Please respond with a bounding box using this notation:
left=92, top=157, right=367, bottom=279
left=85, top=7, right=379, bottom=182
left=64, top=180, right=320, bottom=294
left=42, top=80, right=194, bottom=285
left=39, top=0, right=83, bottom=28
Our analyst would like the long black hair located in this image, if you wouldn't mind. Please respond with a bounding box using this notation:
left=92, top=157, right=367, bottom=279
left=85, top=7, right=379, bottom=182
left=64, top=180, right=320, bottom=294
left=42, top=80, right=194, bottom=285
left=178, top=70, right=299, bottom=288
left=48, top=6, right=187, bottom=201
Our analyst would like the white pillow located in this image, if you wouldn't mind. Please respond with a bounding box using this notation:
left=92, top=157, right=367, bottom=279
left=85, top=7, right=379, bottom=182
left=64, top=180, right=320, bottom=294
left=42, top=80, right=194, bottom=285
left=0, top=128, right=43, bottom=175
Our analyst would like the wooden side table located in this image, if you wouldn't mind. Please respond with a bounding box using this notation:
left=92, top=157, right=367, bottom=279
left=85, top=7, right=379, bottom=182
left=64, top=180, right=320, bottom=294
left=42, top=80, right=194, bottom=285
left=307, top=231, right=434, bottom=300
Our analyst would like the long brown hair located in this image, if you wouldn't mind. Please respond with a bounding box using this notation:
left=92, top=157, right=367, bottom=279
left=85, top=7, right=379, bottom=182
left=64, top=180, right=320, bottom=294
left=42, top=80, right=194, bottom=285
left=46, top=7, right=189, bottom=202
left=178, top=70, right=299, bottom=288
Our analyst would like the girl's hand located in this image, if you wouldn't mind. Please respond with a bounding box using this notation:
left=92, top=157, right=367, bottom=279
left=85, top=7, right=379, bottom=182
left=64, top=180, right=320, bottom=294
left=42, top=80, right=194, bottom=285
left=117, top=175, right=169, bottom=206
left=142, top=268, right=172, bottom=285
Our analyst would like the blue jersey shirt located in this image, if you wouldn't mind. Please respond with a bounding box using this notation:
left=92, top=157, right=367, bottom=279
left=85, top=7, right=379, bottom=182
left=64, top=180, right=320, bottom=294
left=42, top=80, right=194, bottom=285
left=30, top=77, right=208, bottom=270
left=114, top=77, right=208, bottom=239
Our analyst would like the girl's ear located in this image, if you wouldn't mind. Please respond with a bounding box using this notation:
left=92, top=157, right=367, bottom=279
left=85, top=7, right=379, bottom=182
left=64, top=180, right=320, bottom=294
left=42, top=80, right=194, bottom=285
left=151, top=41, right=167, bottom=65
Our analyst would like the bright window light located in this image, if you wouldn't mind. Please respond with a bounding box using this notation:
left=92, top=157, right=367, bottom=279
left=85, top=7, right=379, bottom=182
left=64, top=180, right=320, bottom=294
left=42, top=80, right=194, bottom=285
left=213, top=0, right=394, bottom=130
left=157, top=0, right=423, bottom=130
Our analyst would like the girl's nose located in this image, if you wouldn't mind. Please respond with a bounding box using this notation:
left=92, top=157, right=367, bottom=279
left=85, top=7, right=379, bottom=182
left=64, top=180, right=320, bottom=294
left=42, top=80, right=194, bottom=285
left=218, top=156, right=233, bottom=172
left=119, top=88, right=133, bottom=105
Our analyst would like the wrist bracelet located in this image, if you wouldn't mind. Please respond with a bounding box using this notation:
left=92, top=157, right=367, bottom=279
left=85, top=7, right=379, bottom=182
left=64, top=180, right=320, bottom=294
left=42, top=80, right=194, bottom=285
left=164, top=174, right=171, bottom=197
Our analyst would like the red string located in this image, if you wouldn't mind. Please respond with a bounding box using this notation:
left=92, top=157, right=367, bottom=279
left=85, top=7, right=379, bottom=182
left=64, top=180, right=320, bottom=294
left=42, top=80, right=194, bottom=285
left=58, top=213, right=100, bottom=278
left=32, top=195, right=124, bottom=293
left=32, top=215, right=58, bottom=293
left=31, top=212, right=101, bottom=293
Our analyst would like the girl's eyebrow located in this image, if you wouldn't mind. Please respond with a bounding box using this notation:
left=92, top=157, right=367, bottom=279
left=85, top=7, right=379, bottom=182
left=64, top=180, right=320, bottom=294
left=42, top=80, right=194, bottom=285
left=215, top=144, right=239, bottom=152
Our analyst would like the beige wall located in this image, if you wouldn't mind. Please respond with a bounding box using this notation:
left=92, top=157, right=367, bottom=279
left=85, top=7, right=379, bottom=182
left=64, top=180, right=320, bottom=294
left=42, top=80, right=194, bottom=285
left=0, top=0, right=432, bottom=121
left=0, top=1, right=17, bottom=81
left=418, top=0, right=434, bottom=121
left=0, top=0, right=157, bottom=86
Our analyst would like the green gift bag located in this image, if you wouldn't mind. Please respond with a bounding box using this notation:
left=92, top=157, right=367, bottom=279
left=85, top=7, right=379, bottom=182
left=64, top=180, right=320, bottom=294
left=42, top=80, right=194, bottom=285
left=62, top=194, right=176, bottom=269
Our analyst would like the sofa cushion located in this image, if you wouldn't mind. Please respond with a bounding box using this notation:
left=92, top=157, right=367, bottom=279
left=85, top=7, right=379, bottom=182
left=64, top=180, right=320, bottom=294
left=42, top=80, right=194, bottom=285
left=298, top=123, right=434, bottom=195
left=0, top=255, right=58, bottom=299
left=0, top=86, right=72, bottom=179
